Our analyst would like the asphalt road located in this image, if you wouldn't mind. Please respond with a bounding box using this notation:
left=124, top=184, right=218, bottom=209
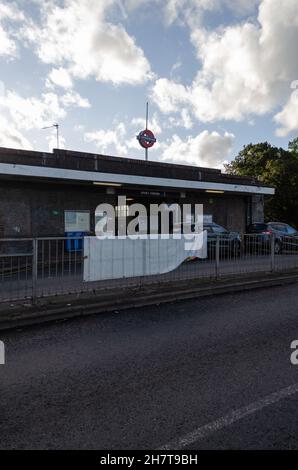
left=1, top=283, right=298, bottom=449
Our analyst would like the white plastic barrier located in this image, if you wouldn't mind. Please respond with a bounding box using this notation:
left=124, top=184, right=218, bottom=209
left=83, top=232, right=207, bottom=282
left=0, top=341, right=4, bottom=365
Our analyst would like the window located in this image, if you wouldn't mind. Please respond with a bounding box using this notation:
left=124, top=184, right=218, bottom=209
left=65, top=211, right=90, bottom=232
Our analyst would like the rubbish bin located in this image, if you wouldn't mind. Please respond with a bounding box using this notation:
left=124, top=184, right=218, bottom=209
left=65, top=232, right=85, bottom=252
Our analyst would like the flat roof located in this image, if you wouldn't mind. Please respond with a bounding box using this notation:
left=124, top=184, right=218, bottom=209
left=0, top=146, right=275, bottom=195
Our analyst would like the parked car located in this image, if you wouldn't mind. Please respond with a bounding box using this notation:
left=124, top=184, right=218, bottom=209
left=204, top=223, right=241, bottom=258
left=185, top=222, right=241, bottom=261
left=246, top=222, right=298, bottom=254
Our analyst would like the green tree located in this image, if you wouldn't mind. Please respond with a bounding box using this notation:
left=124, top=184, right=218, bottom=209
left=288, top=137, right=298, bottom=153
left=225, top=140, right=298, bottom=227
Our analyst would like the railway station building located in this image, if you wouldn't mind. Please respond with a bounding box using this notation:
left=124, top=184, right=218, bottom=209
left=0, top=147, right=274, bottom=238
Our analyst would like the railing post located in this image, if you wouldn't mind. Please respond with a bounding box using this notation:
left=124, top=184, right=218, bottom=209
left=215, top=236, right=220, bottom=279
left=271, top=233, right=275, bottom=272
left=32, top=238, right=38, bottom=304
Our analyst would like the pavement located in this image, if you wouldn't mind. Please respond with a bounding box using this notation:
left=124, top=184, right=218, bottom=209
left=1, top=283, right=298, bottom=449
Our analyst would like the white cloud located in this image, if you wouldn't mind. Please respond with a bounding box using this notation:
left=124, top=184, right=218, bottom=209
left=0, top=24, right=16, bottom=57
left=84, top=117, right=163, bottom=158
left=160, top=130, right=234, bottom=167
left=1, top=91, right=66, bottom=130
left=0, top=2, right=24, bottom=21
left=0, top=86, right=90, bottom=131
left=85, top=123, right=128, bottom=156
left=159, top=0, right=259, bottom=27
left=162, top=0, right=206, bottom=26
left=47, top=67, right=73, bottom=89
left=60, top=90, right=90, bottom=108
left=85, top=118, right=233, bottom=168
left=0, top=115, right=32, bottom=149
left=151, top=78, right=190, bottom=114
left=0, top=91, right=66, bottom=130
left=274, top=99, right=298, bottom=137
left=167, top=108, right=193, bottom=130
left=131, top=113, right=162, bottom=135
left=21, top=0, right=153, bottom=85
left=0, top=83, right=90, bottom=152
left=0, top=1, right=25, bottom=57
left=122, top=0, right=148, bottom=12
left=151, top=0, right=298, bottom=136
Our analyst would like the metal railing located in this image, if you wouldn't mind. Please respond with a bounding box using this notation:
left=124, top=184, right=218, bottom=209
left=0, top=234, right=298, bottom=304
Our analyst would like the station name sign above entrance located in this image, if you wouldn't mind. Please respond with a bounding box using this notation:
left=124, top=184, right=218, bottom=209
left=140, top=190, right=166, bottom=197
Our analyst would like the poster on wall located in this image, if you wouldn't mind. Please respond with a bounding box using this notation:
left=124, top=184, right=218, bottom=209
left=65, top=211, right=90, bottom=232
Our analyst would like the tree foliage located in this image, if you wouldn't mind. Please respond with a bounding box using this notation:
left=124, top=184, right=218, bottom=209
left=225, top=139, right=298, bottom=227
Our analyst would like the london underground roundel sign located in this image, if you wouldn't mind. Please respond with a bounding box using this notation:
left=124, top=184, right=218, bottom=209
left=137, top=129, right=156, bottom=149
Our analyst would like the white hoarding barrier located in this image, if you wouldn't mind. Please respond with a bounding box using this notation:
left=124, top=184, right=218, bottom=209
left=0, top=341, right=4, bottom=365
left=83, top=232, right=207, bottom=282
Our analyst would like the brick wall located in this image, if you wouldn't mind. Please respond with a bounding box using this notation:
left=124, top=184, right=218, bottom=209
left=0, top=180, right=255, bottom=237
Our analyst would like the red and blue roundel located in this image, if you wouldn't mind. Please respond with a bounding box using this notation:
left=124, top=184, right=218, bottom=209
left=137, top=129, right=156, bottom=149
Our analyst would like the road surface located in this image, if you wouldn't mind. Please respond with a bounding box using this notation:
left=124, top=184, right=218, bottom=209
left=1, top=283, right=298, bottom=449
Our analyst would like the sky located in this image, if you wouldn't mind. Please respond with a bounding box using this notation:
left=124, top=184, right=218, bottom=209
left=0, top=0, right=298, bottom=169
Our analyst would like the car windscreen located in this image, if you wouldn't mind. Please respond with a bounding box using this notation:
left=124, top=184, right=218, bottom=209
left=286, top=225, right=298, bottom=235
left=269, top=224, right=287, bottom=232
